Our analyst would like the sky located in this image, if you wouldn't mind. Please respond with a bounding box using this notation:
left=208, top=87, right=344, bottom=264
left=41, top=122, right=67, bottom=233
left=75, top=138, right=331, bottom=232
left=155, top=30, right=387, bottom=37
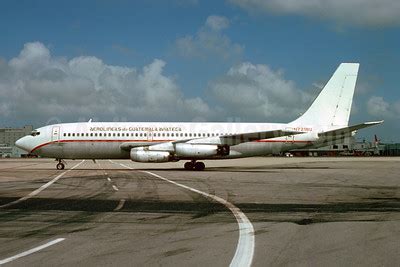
left=0, top=0, right=399, bottom=142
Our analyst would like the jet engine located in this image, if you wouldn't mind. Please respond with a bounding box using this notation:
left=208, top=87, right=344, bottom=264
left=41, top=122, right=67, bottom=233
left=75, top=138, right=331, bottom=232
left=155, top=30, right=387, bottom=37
left=175, top=144, right=229, bottom=158
left=130, top=149, right=171, bottom=163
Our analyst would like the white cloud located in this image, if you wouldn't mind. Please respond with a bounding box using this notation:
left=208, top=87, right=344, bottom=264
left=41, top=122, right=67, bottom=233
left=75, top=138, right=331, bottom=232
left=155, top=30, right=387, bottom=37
left=6, top=42, right=381, bottom=127
left=175, top=15, right=243, bottom=60
left=209, top=62, right=312, bottom=121
left=366, top=96, right=400, bottom=118
left=205, top=15, right=230, bottom=31
left=0, top=42, right=213, bottom=125
left=229, top=0, right=400, bottom=27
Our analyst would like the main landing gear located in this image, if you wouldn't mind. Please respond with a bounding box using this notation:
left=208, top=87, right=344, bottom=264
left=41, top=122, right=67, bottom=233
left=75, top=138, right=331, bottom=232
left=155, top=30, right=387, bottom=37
left=56, top=159, right=66, bottom=170
left=184, top=160, right=205, bottom=171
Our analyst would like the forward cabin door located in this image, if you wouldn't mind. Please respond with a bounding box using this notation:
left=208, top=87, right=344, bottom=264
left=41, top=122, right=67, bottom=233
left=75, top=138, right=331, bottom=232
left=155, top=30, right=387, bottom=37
left=52, top=126, right=60, bottom=142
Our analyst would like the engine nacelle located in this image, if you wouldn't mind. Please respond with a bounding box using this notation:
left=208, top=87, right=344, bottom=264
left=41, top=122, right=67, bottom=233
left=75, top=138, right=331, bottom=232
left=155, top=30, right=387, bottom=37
left=130, top=149, right=171, bottom=163
left=175, top=144, right=229, bottom=158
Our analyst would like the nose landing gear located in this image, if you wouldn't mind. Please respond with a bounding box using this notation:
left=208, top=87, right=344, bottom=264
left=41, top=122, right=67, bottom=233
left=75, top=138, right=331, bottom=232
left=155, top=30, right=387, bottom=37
left=56, top=159, right=66, bottom=170
left=184, top=160, right=205, bottom=171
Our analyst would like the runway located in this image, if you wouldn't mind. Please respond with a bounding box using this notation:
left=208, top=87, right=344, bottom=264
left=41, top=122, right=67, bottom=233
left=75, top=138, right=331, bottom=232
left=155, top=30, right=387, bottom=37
left=0, top=157, right=399, bottom=266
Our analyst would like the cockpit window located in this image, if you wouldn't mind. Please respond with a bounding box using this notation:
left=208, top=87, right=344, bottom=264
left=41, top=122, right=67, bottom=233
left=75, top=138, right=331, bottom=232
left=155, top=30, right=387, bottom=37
left=30, top=130, right=40, bottom=136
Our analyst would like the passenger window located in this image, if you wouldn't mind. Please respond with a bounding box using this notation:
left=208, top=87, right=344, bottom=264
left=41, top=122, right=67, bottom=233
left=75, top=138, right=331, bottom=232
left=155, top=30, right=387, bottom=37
left=86, top=133, right=89, bottom=137
left=99, top=133, right=102, bottom=137
left=122, top=133, right=124, bottom=137
left=135, top=133, right=138, bottom=137
left=113, top=133, right=116, bottom=137
left=72, top=133, right=75, bottom=137
left=109, top=133, right=111, bottom=137
left=63, top=133, right=66, bottom=137
left=117, top=133, right=120, bottom=137
left=95, top=133, right=98, bottom=137
left=90, top=133, right=93, bottom=137
left=171, top=133, right=174, bottom=137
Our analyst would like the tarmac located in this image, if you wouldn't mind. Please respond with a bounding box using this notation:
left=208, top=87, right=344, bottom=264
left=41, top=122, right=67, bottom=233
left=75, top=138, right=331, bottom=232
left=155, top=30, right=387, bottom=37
left=0, top=157, right=399, bottom=266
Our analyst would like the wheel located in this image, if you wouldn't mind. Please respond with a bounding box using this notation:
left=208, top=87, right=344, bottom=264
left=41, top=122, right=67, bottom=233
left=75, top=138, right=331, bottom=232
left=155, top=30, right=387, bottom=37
left=194, top=162, right=205, bottom=171
left=56, top=163, right=65, bottom=170
left=184, top=162, right=194, bottom=170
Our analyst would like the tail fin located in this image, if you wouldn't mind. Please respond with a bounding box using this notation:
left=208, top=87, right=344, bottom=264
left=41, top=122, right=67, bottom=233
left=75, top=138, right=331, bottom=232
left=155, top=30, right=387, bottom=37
left=291, top=63, right=359, bottom=127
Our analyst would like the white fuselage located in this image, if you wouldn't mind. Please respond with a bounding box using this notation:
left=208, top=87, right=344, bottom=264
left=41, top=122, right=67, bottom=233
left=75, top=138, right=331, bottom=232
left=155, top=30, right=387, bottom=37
left=15, top=121, right=341, bottom=160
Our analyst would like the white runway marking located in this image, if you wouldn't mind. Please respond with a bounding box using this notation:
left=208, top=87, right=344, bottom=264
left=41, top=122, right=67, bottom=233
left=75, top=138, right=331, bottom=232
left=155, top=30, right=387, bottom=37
left=0, top=160, right=85, bottom=209
left=0, top=238, right=65, bottom=265
left=114, top=199, right=126, bottom=211
left=112, top=185, right=119, bottom=191
left=115, top=161, right=255, bottom=267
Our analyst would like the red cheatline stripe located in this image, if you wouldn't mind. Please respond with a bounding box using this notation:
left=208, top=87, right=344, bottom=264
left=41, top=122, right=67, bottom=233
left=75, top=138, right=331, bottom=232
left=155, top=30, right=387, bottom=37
left=30, top=139, right=172, bottom=153
left=30, top=139, right=313, bottom=153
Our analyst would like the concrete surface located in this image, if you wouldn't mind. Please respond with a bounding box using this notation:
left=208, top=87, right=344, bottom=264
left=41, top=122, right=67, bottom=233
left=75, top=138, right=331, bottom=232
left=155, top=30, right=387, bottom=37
left=0, top=157, right=399, bottom=266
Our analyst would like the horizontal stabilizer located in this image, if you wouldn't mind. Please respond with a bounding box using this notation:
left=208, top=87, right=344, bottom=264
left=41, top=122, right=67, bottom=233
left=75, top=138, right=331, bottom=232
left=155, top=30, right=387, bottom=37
left=318, top=121, right=384, bottom=138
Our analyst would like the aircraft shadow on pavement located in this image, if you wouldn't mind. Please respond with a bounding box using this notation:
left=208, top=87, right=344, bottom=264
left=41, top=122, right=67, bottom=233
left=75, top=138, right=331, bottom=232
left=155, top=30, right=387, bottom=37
left=1, top=197, right=398, bottom=223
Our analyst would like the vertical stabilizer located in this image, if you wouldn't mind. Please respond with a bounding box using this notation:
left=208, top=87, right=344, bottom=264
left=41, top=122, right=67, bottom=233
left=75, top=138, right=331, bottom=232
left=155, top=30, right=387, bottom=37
left=291, top=63, right=359, bottom=127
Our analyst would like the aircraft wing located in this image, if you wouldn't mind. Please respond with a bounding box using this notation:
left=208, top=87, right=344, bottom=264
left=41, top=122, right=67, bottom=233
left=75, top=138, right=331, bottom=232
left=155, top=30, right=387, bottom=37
left=318, top=121, right=384, bottom=138
left=120, top=141, right=164, bottom=150
left=120, top=129, right=304, bottom=150
left=185, top=129, right=304, bottom=146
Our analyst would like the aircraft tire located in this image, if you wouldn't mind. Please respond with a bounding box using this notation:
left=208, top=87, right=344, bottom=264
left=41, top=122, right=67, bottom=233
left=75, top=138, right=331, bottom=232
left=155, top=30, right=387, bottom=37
left=194, top=162, right=205, bottom=171
left=56, top=163, right=65, bottom=170
left=184, top=162, right=194, bottom=170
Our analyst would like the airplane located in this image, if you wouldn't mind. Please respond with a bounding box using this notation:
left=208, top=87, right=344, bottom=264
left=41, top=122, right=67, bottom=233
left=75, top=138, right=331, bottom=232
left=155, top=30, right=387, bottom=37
left=15, top=63, right=383, bottom=171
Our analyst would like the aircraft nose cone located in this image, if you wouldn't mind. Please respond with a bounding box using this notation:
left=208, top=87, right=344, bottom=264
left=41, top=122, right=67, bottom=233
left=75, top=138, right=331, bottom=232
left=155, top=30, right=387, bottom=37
left=15, top=136, right=31, bottom=152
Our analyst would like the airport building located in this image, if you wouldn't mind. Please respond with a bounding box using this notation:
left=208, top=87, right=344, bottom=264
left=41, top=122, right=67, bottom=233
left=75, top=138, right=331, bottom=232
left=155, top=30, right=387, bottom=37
left=0, top=125, right=33, bottom=157
left=382, top=143, right=400, bottom=156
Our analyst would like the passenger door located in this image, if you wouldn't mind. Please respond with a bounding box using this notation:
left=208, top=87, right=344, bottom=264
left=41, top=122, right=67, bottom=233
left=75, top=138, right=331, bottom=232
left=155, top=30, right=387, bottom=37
left=51, top=126, right=60, bottom=142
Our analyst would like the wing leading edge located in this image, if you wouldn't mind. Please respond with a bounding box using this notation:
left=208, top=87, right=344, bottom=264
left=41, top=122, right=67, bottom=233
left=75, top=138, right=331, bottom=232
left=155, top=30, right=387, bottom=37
left=206, top=129, right=304, bottom=146
left=120, top=129, right=304, bottom=150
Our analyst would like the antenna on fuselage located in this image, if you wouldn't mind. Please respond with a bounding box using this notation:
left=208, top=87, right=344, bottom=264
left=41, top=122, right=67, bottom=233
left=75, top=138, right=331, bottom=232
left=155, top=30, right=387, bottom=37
left=88, top=119, right=92, bottom=123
